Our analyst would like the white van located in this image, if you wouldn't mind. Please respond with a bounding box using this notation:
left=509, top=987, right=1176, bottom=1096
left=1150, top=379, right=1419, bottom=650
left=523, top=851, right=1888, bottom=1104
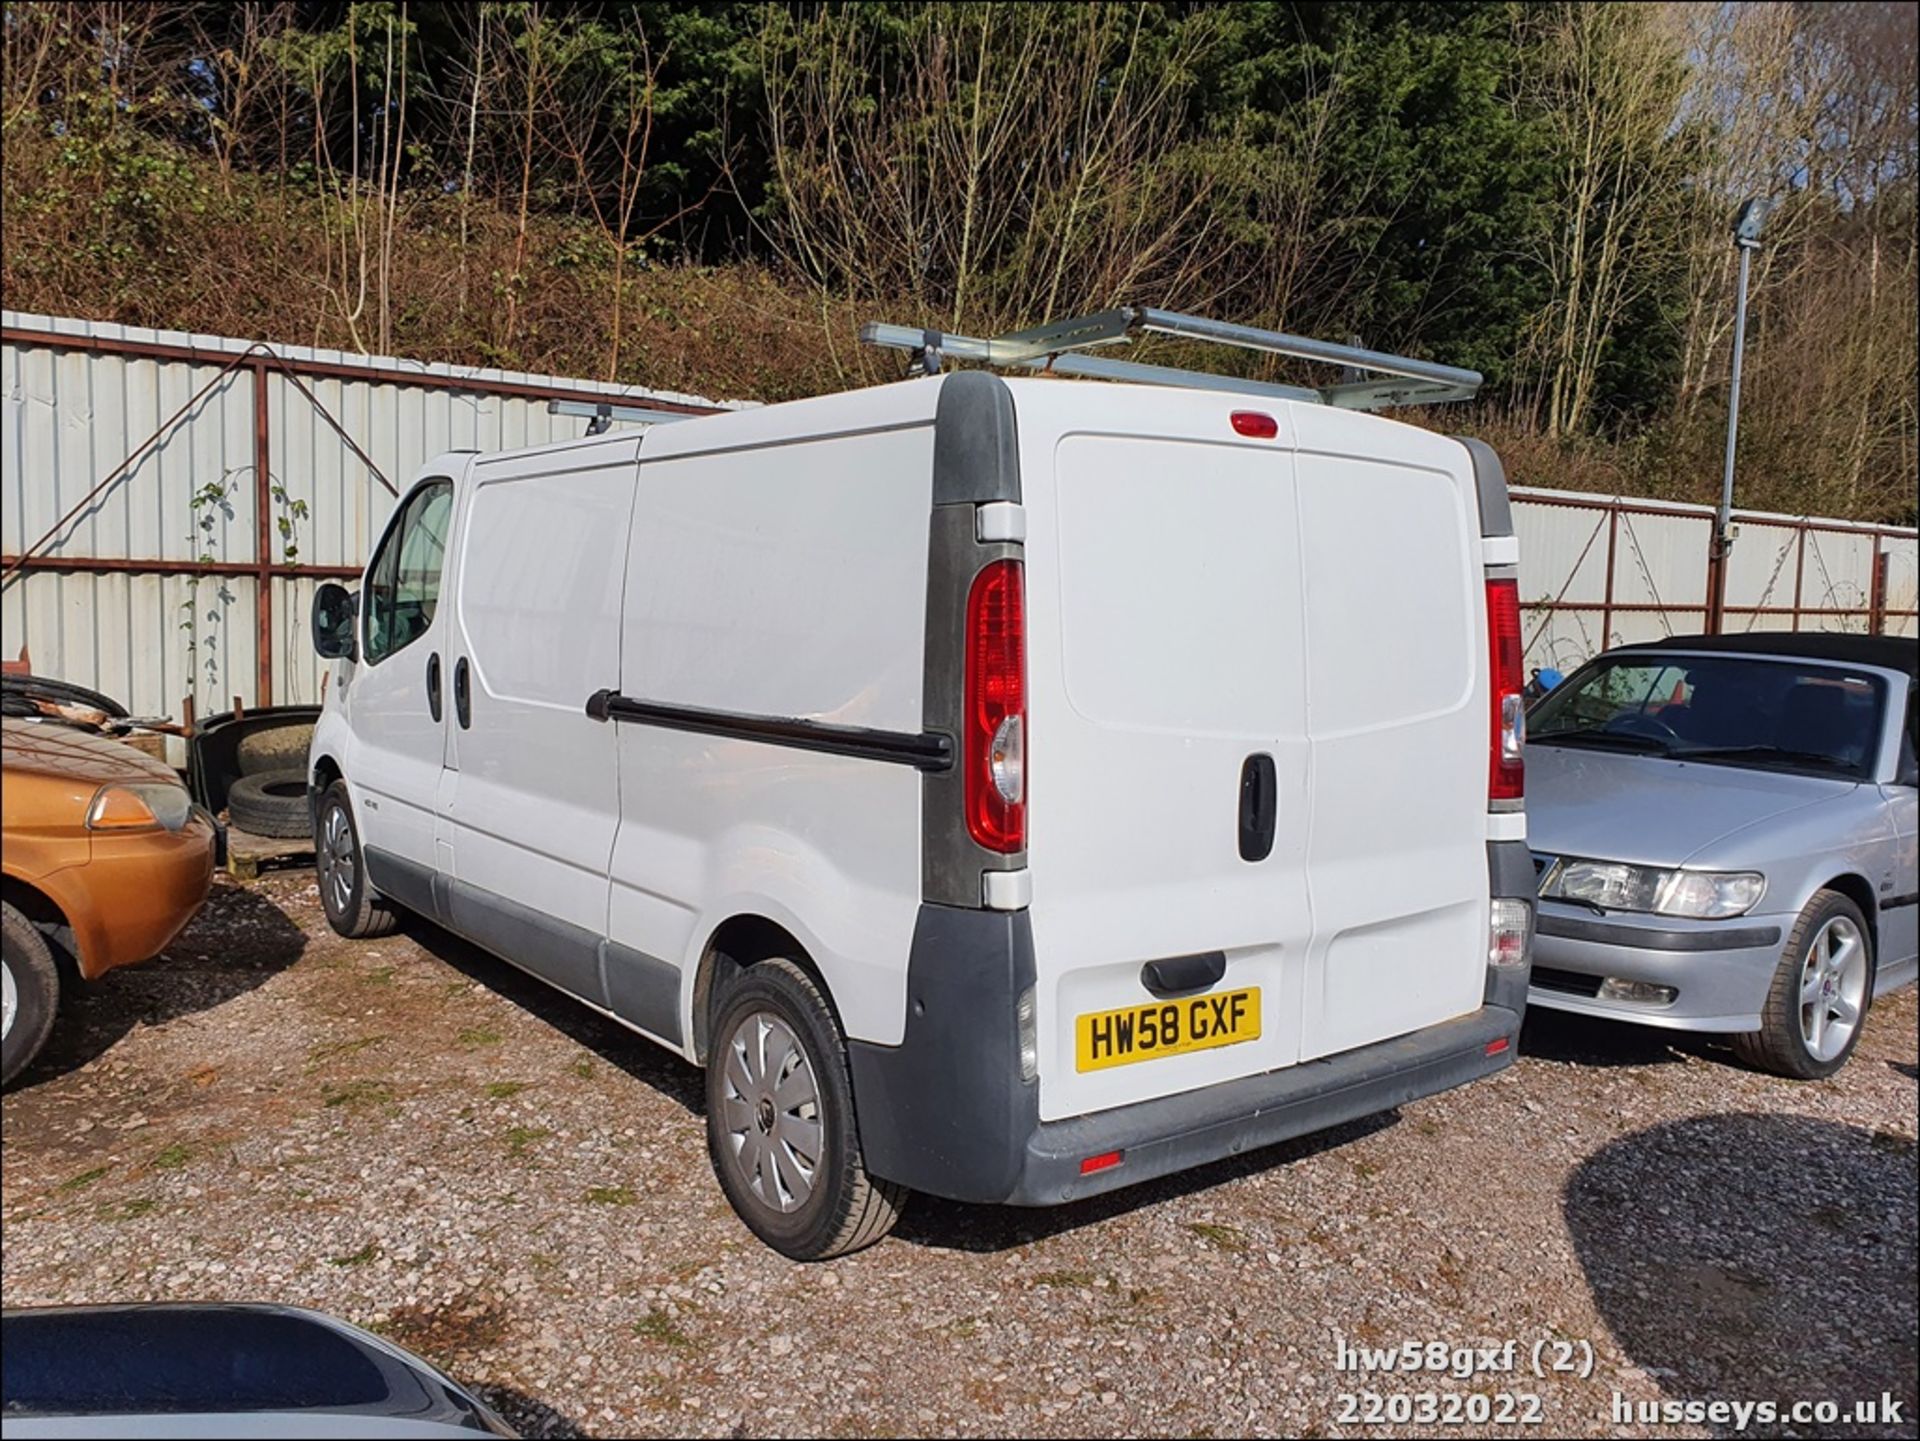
left=307, top=345, right=1535, bottom=1260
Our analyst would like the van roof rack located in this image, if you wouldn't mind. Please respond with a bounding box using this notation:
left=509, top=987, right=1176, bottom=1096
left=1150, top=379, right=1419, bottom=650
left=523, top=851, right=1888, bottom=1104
left=859, top=306, right=1480, bottom=411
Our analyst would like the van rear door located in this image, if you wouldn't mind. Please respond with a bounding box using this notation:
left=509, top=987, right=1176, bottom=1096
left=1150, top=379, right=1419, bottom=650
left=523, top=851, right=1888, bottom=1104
left=1290, top=407, right=1488, bottom=1061
left=1016, top=383, right=1313, bottom=1124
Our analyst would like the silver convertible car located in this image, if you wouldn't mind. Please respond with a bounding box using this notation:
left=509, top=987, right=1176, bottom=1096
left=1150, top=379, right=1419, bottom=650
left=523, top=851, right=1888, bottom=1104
left=1524, top=632, right=1917, bottom=1078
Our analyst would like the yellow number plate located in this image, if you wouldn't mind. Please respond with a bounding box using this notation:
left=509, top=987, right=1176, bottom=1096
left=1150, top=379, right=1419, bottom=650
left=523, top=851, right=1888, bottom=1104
left=1075, top=988, right=1261, bottom=1072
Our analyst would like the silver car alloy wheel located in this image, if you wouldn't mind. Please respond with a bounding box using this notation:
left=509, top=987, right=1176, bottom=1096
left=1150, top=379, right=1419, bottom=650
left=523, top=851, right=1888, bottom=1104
left=720, top=1011, right=823, bottom=1214
left=1798, top=915, right=1867, bottom=1062
left=2, top=956, right=16, bottom=1041
left=318, top=804, right=356, bottom=917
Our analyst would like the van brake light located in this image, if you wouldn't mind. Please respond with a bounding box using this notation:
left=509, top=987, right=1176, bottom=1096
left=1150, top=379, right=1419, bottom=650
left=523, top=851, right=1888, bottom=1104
left=1486, top=578, right=1524, bottom=803
left=965, top=560, right=1026, bottom=852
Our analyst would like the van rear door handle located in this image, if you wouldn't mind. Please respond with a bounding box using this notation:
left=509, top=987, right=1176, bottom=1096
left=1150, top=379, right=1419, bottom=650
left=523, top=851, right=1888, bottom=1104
left=1239, top=753, right=1277, bottom=862
left=453, top=656, right=472, bottom=729
left=426, top=653, right=442, bottom=722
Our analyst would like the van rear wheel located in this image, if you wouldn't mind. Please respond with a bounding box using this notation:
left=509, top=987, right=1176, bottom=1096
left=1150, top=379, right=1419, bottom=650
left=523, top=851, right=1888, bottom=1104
left=705, top=958, right=906, bottom=1260
left=315, top=782, right=402, bottom=940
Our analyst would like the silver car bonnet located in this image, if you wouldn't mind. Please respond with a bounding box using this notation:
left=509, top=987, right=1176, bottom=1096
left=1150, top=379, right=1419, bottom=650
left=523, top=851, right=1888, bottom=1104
left=1526, top=742, right=1857, bottom=868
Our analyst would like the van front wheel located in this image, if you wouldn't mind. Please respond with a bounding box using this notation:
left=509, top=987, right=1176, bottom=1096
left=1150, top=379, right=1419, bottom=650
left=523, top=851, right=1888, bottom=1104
left=314, top=782, right=401, bottom=940
left=705, top=958, right=906, bottom=1260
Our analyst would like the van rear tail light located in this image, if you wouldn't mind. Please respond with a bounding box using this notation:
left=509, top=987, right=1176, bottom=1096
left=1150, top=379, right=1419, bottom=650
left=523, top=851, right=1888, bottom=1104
left=1486, top=578, right=1524, bottom=802
left=965, top=559, right=1026, bottom=853
left=1080, top=1150, right=1124, bottom=1176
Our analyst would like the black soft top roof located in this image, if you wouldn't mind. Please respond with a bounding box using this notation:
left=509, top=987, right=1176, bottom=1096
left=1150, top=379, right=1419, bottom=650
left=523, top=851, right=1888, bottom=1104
left=1624, top=632, right=1918, bottom=677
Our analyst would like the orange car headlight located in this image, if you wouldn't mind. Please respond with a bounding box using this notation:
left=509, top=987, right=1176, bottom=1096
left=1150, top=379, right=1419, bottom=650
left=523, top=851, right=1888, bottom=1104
left=86, top=783, right=193, bottom=833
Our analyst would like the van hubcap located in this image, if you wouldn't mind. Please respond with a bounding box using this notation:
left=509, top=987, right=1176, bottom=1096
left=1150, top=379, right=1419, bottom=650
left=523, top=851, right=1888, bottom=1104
left=318, top=806, right=356, bottom=916
left=1799, top=916, right=1866, bottom=1062
left=720, top=1012, right=821, bottom=1214
left=2, top=958, right=16, bottom=1041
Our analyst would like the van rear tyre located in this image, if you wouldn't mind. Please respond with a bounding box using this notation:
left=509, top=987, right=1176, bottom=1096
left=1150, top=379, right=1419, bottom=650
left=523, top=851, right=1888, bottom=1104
left=706, top=958, right=906, bottom=1261
left=314, top=782, right=402, bottom=939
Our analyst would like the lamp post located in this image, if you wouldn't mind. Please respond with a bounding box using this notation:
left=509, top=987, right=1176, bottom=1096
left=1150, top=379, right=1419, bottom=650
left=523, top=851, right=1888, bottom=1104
left=1711, top=196, right=1767, bottom=631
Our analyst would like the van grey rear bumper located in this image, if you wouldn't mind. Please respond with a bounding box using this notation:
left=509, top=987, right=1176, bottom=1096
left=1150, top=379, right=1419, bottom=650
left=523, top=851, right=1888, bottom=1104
left=847, top=901, right=1524, bottom=1208
left=1004, top=1003, right=1517, bottom=1206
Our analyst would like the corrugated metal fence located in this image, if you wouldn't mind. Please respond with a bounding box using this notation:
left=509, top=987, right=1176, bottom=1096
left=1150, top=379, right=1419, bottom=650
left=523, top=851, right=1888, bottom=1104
left=1513, top=487, right=1917, bottom=679
left=4, top=312, right=1915, bottom=731
left=2, top=312, right=729, bottom=726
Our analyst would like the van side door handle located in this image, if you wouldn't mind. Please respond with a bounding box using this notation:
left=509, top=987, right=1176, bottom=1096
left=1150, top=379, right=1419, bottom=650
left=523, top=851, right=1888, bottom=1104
left=453, top=656, right=471, bottom=729
left=1239, top=753, right=1277, bottom=862
left=426, top=652, right=442, bottom=722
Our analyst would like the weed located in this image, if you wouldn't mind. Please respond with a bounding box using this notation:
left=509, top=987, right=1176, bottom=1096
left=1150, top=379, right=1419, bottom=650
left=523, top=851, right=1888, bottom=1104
left=306, top=1035, right=388, bottom=1069
left=632, top=1307, right=692, bottom=1347
left=323, top=1079, right=395, bottom=1109
left=570, top=1057, right=596, bottom=1080
left=505, top=1126, right=550, bottom=1155
left=57, top=1166, right=110, bottom=1193
left=458, top=1026, right=504, bottom=1049
left=104, top=1197, right=159, bottom=1221
left=1352, top=1158, right=1381, bottom=1180
left=1032, top=1269, right=1097, bottom=1290
left=1869, top=1129, right=1916, bottom=1158
left=585, top=1184, right=635, bottom=1206
left=484, top=1081, right=530, bottom=1099
left=363, top=966, right=397, bottom=987
left=328, top=1243, right=379, bottom=1267
left=1184, top=1222, right=1249, bottom=1253
left=151, top=1142, right=193, bottom=1170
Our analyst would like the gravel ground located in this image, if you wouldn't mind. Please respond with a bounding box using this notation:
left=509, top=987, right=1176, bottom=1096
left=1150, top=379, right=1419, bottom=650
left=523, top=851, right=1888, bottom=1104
left=3, top=869, right=1915, bottom=1439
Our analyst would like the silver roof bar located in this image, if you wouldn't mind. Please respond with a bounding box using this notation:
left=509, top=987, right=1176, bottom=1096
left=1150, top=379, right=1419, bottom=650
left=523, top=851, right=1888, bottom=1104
left=548, top=398, right=694, bottom=435
left=859, top=306, right=1481, bottom=410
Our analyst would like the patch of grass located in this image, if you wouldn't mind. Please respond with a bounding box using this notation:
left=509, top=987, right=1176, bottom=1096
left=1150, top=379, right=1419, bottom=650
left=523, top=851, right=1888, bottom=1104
left=151, top=1142, right=193, bottom=1170
left=458, top=1026, right=504, bottom=1049
left=484, top=1081, right=530, bottom=1099
left=1184, top=1222, right=1249, bottom=1254
left=1351, top=1157, right=1381, bottom=1180
left=528, top=1251, right=559, bottom=1272
left=1032, top=1269, right=1097, bottom=1290
left=570, top=1057, right=596, bottom=1080
left=322, top=1079, right=395, bottom=1109
left=362, top=966, right=398, bottom=987
left=443, top=980, right=473, bottom=997
left=328, top=1243, right=379, bottom=1267
left=57, top=1166, right=110, bottom=1193
left=632, top=1307, right=692, bottom=1347
left=585, top=1184, right=635, bottom=1206
left=505, top=1125, right=550, bottom=1155
left=306, top=1035, right=388, bottom=1069
left=104, top=1197, right=159, bottom=1221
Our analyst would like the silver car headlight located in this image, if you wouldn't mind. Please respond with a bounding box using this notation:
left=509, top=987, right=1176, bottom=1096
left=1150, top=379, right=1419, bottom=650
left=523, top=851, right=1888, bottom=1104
left=1542, top=859, right=1765, bottom=919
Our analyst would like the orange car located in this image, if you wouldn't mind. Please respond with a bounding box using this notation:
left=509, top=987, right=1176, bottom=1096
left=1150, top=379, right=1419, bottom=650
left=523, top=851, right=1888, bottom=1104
left=2, top=718, right=216, bottom=1085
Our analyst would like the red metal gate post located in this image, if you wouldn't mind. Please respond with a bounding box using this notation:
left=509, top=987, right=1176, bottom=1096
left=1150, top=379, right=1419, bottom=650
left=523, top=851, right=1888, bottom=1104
left=1705, top=543, right=1725, bottom=634
left=253, top=360, right=273, bottom=706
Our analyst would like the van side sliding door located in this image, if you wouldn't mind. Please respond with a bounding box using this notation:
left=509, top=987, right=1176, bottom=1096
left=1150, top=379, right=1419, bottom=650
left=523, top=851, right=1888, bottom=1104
left=440, top=438, right=642, bottom=1005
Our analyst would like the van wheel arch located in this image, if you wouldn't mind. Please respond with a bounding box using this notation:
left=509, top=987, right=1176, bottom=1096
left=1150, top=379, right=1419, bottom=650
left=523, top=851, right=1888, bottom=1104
left=692, top=915, right=837, bottom=1066
left=311, top=753, right=344, bottom=792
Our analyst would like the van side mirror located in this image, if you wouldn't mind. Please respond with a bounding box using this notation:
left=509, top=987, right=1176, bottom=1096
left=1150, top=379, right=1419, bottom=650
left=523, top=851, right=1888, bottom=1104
left=312, top=582, right=358, bottom=661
